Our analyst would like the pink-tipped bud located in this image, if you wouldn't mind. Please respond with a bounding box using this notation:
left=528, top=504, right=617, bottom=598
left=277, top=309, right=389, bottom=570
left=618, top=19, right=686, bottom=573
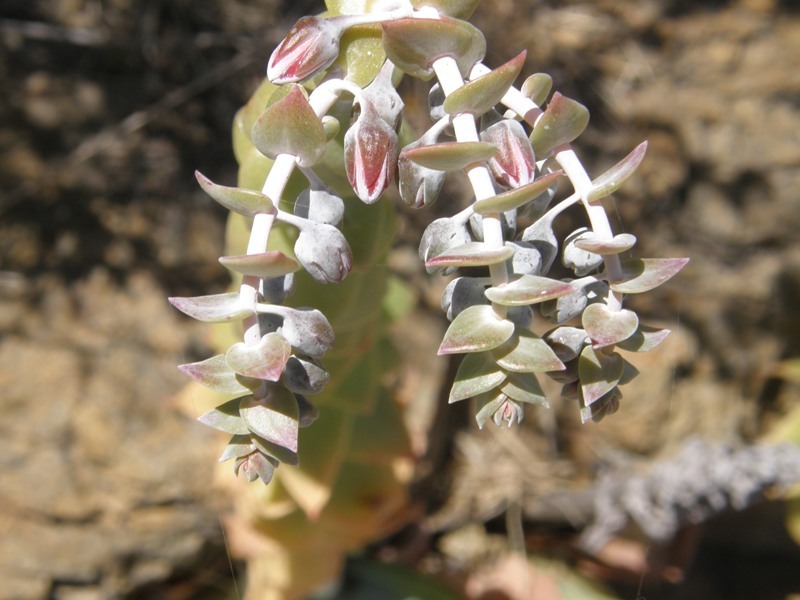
left=344, top=105, right=398, bottom=204
left=267, top=16, right=341, bottom=84
left=481, top=119, right=537, bottom=189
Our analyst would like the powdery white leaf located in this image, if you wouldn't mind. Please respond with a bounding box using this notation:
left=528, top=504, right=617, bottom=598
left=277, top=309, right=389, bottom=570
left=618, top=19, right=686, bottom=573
left=493, top=329, right=565, bottom=373
left=219, top=251, right=300, bottom=279
left=484, top=274, right=575, bottom=306
left=438, top=304, right=515, bottom=355
left=169, top=292, right=252, bottom=323
left=197, top=397, right=250, bottom=435
left=225, top=332, right=292, bottom=382
left=581, top=303, right=639, bottom=349
left=578, top=345, right=624, bottom=406
left=240, top=390, right=300, bottom=454
left=425, top=241, right=515, bottom=269
left=573, top=232, right=637, bottom=255
left=178, top=354, right=250, bottom=395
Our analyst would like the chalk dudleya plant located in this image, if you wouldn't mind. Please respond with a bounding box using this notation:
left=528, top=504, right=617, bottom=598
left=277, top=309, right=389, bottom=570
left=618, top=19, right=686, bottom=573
left=171, top=0, right=688, bottom=485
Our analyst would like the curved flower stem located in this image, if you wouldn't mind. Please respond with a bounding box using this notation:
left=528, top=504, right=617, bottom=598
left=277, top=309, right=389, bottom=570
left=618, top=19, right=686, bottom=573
left=239, top=85, right=344, bottom=344
left=554, top=146, right=624, bottom=311
left=432, top=56, right=509, bottom=319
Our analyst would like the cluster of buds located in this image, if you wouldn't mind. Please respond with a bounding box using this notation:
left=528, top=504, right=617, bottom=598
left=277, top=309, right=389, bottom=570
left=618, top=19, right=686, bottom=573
left=173, top=0, right=687, bottom=484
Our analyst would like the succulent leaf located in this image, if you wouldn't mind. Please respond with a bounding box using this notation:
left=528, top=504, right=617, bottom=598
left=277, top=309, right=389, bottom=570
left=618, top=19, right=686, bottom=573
left=219, top=251, right=300, bottom=278
left=610, top=258, right=690, bottom=294
left=616, top=325, right=672, bottom=353
left=449, top=351, right=508, bottom=402
left=425, top=241, right=515, bottom=269
left=581, top=303, right=639, bottom=349
left=438, top=304, right=515, bottom=355
left=240, top=390, right=301, bottom=453
left=252, top=85, right=327, bottom=167
left=225, top=332, right=292, bottom=382
left=521, top=73, right=553, bottom=106
left=484, top=274, right=574, bottom=306
left=492, top=329, right=565, bottom=373
left=198, top=397, right=251, bottom=435
left=401, top=140, right=496, bottom=171
left=178, top=354, right=250, bottom=395
left=588, top=141, right=648, bottom=203
left=501, top=371, right=548, bottom=406
left=195, top=171, right=274, bottom=216
left=529, top=92, right=590, bottom=157
left=381, top=16, right=486, bottom=80
left=473, top=171, right=562, bottom=214
left=443, top=51, right=526, bottom=116
left=573, top=232, right=637, bottom=255
left=409, top=0, right=480, bottom=18
left=578, top=345, right=624, bottom=406
left=168, top=292, right=253, bottom=323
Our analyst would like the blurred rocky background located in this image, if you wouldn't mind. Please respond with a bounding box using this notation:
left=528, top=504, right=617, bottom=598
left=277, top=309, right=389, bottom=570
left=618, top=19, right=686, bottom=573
left=1, top=0, right=799, bottom=599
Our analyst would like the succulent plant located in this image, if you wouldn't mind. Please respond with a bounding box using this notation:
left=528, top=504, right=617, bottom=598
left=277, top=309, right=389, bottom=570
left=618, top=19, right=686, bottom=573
left=171, top=0, right=688, bottom=596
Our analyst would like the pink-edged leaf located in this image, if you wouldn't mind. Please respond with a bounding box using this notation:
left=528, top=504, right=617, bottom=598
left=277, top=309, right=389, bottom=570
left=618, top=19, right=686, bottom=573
left=178, top=354, right=250, bottom=395
left=425, top=241, right=515, bottom=269
left=473, top=171, right=562, bottom=214
left=449, top=351, right=507, bottom=403
left=438, top=304, right=515, bottom=355
left=588, top=141, right=648, bottom=203
left=195, top=171, right=273, bottom=216
left=573, top=232, right=637, bottom=255
left=237, top=451, right=279, bottom=484
left=543, top=326, right=589, bottom=362
left=501, top=371, right=548, bottom=406
left=381, top=16, right=486, bottom=80
left=252, top=85, right=327, bottom=167
left=225, top=332, right=292, bottom=382
left=240, top=390, right=300, bottom=454
left=443, top=51, right=526, bottom=116
left=521, top=73, right=552, bottom=105
left=219, top=251, right=300, bottom=279
left=617, top=325, right=671, bottom=352
left=530, top=92, right=590, bottom=157
left=481, top=119, right=538, bottom=189
left=168, top=292, right=252, bottom=323
left=402, top=141, right=496, bottom=171
left=610, top=258, right=690, bottom=294
left=484, top=274, right=575, bottom=306
left=276, top=307, right=335, bottom=358
left=197, top=397, right=250, bottom=435
left=493, top=329, right=565, bottom=373
left=344, top=105, right=398, bottom=203
left=267, top=16, right=343, bottom=84
left=578, top=345, right=624, bottom=406
left=582, top=303, right=639, bottom=349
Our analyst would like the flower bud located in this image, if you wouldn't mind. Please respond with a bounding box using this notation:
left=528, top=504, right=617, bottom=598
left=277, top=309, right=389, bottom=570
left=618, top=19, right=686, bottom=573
left=481, top=119, right=537, bottom=189
left=294, top=222, right=353, bottom=283
left=267, top=16, right=342, bottom=84
left=294, top=187, right=345, bottom=226
left=397, top=149, right=446, bottom=208
left=344, top=104, right=398, bottom=204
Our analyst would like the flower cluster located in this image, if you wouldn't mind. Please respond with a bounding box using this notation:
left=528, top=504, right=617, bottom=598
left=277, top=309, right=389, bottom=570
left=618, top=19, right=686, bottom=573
left=173, top=0, right=688, bottom=483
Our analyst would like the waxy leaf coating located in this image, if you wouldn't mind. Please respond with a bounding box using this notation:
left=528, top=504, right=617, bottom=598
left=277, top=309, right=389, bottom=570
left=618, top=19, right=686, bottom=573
left=381, top=16, right=486, bottom=80
left=225, top=332, right=292, bottom=382
left=438, top=304, right=515, bottom=355
left=425, top=241, right=515, bottom=269
left=610, top=258, right=690, bottom=294
left=473, top=171, right=562, bottom=215
left=573, top=232, right=637, bottom=255
left=240, top=389, right=300, bottom=453
left=443, top=51, right=526, bottom=117
left=178, top=354, right=250, bottom=395
left=581, top=303, right=639, bottom=349
left=449, top=351, right=507, bottom=402
left=588, top=141, right=648, bottom=203
left=195, top=171, right=273, bottom=217
left=219, top=251, right=300, bottom=279
left=198, top=397, right=251, bottom=435
left=484, top=274, right=574, bottom=306
left=578, top=346, right=624, bottom=406
left=252, top=85, right=327, bottom=167
left=616, top=325, right=671, bottom=353
left=402, top=141, right=496, bottom=171
left=501, top=371, right=548, bottom=406
left=492, top=329, right=565, bottom=373
left=168, top=292, right=253, bottom=323
left=521, top=73, right=553, bottom=106
left=530, top=92, right=590, bottom=157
